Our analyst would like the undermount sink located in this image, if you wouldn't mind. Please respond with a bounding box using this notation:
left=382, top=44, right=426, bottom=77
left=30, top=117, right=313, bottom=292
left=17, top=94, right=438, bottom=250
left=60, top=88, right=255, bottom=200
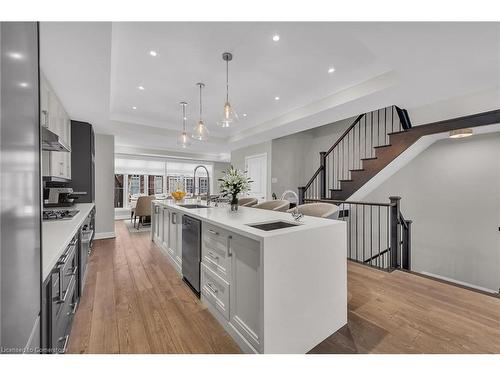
left=246, top=220, right=302, bottom=231
left=178, top=204, right=211, bottom=209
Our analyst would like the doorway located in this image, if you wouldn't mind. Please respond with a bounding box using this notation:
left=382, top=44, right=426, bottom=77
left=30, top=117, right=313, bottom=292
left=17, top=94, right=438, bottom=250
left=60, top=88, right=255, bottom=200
left=245, top=153, right=267, bottom=201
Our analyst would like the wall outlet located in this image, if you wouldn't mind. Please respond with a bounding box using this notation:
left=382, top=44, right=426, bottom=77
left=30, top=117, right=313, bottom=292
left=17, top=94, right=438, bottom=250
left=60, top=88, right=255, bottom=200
left=271, top=177, right=278, bottom=184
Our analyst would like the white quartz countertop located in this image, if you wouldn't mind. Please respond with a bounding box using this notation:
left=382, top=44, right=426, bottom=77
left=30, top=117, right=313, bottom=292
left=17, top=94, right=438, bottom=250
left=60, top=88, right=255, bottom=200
left=42, top=203, right=95, bottom=281
left=153, top=199, right=343, bottom=241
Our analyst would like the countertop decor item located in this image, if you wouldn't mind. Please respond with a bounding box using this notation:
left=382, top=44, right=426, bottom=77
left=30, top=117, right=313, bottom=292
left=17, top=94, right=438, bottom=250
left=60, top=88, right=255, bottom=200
left=171, top=190, right=186, bottom=202
left=218, top=165, right=252, bottom=211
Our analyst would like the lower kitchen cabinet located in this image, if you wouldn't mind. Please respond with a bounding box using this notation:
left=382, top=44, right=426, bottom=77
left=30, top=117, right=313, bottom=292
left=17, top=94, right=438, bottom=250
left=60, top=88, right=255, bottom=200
left=41, top=209, right=94, bottom=354
left=201, top=223, right=262, bottom=353
left=228, top=233, right=261, bottom=351
left=151, top=202, right=182, bottom=275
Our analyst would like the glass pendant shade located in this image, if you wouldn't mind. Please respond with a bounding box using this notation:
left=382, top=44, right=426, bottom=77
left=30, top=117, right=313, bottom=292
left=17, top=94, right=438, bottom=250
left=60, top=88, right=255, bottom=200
left=177, top=131, right=191, bottom=148
left=192, top=83, right=209, bottom=140
left=192, top=119, right=209, bottom=140
left=219, top=52, right=238, bottom=128
left=177, top=101, right=191, bottom=148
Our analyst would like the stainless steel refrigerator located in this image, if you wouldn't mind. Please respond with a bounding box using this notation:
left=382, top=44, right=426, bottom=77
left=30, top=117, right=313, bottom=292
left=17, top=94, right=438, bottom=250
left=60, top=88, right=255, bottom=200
left=0, top=22, right=41, bottom=353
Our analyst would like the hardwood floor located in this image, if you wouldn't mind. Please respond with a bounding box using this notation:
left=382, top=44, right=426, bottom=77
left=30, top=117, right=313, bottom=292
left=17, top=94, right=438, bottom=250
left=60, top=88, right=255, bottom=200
left=68, top=220, right=500, bottom=354
left=67, top=220, right=240, bottom=354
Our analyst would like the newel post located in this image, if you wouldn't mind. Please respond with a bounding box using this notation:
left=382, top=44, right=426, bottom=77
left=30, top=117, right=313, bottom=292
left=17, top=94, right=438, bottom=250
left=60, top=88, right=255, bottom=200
left=389, top=196, right=401, bottom=269
left=319, top=151, right=326, bottom=199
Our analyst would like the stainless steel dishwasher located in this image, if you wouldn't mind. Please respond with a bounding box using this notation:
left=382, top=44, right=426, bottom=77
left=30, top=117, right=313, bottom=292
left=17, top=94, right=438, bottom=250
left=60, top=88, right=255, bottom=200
left=182, top=215, right=201, bottom=295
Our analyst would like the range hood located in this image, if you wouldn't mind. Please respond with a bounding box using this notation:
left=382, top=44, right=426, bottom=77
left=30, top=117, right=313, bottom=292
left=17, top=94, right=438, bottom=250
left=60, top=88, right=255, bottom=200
left=41, top=126, right=71, bottom=152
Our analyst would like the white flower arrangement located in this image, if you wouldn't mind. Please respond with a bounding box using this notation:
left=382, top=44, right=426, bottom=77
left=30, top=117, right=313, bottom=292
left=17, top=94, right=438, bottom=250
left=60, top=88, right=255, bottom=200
left=218, top=165, right=252, bottom=204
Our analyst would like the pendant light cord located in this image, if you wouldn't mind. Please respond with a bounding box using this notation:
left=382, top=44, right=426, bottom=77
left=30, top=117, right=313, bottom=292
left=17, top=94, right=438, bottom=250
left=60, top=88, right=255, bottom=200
left=182, top=103, right=186, bottom=132
left=226, top=59, right=229, bottom=102
left=199, top=84, right=203, bottom=120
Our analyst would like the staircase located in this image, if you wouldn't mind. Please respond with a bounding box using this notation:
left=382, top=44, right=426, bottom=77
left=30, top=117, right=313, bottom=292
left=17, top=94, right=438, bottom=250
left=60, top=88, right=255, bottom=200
left=299, top=107, right=500, bottom=203
left=299, top=105, right=412, bottom=203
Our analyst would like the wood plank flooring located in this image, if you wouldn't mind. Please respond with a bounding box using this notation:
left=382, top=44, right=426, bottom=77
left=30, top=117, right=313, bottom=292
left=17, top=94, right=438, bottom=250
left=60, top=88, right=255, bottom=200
left=68, top=220, right=500, bottom=354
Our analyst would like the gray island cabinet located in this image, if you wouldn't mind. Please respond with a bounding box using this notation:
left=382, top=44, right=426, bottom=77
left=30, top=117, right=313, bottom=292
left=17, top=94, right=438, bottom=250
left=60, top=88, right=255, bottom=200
left=152, top=200, right=347, bottom=354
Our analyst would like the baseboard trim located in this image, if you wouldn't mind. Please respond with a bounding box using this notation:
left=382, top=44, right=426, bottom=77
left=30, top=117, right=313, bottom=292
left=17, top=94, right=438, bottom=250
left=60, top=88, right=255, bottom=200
left=94, top=231, right=116, bottom=240
left=418, top=271, right=499, bottom=296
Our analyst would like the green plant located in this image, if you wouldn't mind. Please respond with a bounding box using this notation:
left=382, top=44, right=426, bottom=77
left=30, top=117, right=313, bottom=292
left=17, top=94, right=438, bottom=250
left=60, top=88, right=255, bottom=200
left=218, top=165, right=252, bottom=203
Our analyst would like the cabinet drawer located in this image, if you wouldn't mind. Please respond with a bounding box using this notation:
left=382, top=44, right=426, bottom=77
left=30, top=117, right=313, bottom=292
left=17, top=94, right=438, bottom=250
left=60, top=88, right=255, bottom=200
left=201, top=262, right=230, bottom=320
left=52, top=275, right=77, bottom=353
left=202, top=223, right=231, bottom=281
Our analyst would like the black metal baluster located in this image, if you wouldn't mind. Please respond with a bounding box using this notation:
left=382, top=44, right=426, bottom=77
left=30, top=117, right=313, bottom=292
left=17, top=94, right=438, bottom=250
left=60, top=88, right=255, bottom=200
left=386, top=206, right=389, bottom=269
left=362, top=205, right=365, bottom=263
left=377, top=206, right=380, bottom=268
left=348, top=204, right=352, bottom=260
left=370, top=111, right=373, bottom=157
left=364, top=115, right=367, bottom=159
left=384, top=107, right=387, bottom=144
left=355, top=204, right=358, bottom=262
left=391, top=106, right=394, bottom=133
left=370, top=205, right=373, bottom=266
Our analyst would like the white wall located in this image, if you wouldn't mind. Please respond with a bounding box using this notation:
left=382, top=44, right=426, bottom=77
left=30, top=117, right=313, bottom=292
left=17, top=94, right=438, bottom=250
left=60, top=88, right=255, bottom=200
left=213, top=161, right=231, bottom=194
left=230, top=141, right=272, bottom=199
left=364, top=132, right=500, bottom=292
left=270, top=117, right=354, bottom=197
left=95, top=134, right=115, bottom=239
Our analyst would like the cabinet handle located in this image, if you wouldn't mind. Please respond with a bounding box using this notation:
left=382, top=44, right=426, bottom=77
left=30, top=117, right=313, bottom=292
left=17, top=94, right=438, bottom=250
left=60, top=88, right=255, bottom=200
left=68, top=301, right=78, bottom=316
left=208, top=229, right=219, bottom=236
left=66, top=266, right=78, bottom=277
left=57, top=335, right=70, bottom=354
left=206, top=282, right=218, bottom=294
left=56, top=275, right=74, bottom=304
left=207, top=251, right=219, bottom=261
left=41, top=110, right=49, bottom=127
left=172, top=212, right=176, bottom=224
left=227, top=235, right=232, bottom=257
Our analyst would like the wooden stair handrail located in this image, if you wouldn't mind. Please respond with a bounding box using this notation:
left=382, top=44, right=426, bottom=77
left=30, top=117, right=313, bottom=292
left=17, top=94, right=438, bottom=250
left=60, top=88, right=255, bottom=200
left=325, top=114, right=365, bottom=157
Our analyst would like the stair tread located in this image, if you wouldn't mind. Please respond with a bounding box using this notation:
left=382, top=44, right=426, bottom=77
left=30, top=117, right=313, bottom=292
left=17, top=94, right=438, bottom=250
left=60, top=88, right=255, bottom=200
left=387, top=130, right=407, bottom=136
left=339, top=179, right=354, bottom=182
left=329, top=188, right=342, bottom=191
left=361, top=157, right=377, bottom=161
left=373, top=144, right=392, bottom=149
left=349, top=168, right=365, bottom=172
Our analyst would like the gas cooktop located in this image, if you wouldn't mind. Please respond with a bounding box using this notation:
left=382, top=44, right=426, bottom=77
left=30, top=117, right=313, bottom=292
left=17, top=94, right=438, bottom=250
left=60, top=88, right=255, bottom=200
left=43, top=209, right=80, bottom=221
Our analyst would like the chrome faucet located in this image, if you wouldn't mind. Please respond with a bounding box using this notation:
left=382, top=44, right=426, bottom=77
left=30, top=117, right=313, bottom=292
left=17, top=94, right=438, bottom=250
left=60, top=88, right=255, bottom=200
left=193, top=165, right=210, bottom=206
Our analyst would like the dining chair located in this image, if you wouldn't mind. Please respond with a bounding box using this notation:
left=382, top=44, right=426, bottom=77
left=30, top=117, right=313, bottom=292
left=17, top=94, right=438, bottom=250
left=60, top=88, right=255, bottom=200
left=252, top=199, right=290, bottom=212
left=287, top=202, right=339, bottom=218
left=238, top=197, right=258, bottom=207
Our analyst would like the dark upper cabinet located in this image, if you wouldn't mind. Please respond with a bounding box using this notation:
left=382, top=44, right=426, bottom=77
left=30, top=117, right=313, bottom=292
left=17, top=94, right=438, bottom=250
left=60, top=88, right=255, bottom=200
left=70, top=121, right=95, bottom=203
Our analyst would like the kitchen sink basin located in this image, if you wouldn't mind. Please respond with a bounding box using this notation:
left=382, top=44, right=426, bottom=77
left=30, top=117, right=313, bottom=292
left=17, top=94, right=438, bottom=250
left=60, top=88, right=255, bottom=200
left=247, top=220, right=302, bottom=231
left=178, top=204, right=211, bottom=209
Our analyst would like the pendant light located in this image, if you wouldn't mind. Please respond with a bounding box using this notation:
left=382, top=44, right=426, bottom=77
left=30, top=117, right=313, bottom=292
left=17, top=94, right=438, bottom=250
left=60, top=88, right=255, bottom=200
left=177, top=101, right=192, bottom=148
left=192, top=82, right=209, bottom=141
left=218, top=52, right=238, bottom=128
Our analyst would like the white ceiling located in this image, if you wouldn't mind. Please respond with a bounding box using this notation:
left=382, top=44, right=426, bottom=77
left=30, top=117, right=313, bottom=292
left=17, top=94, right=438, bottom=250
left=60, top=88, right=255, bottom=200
left=40, top=22, right=500, bottom=161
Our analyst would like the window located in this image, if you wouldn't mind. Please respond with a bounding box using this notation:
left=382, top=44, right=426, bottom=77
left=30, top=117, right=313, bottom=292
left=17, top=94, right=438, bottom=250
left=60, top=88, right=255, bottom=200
left=185, top=177, right=194, bottom=194
left=198, top=177, right=208, bottom=194
left=114, top=174, right=124, bottom=208
left=148, top=175, right=163, bottom=195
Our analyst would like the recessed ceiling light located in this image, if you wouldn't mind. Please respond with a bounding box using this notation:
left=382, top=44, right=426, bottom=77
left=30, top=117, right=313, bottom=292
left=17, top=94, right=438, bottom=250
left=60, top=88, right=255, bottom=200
left=132, top=106, right=137, bottom=110
left=274, top=96, right=280, bottom=101
left=242, top=113, right=247, bottom=117
left=149, top=50, right=157, bottom=57
left=19, top=82, right=28, bottom=88
left=328, top=67, right=335, bottom=73
left=8, top=52, right=23, bottom=60
left=138, top=86, right=145, bottom=90
left=272, top=34, right=280, bottom=42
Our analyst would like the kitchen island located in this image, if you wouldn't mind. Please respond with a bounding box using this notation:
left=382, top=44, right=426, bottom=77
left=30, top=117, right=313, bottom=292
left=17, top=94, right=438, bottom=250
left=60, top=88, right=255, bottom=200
left=151, top=200, right=347, bottom=354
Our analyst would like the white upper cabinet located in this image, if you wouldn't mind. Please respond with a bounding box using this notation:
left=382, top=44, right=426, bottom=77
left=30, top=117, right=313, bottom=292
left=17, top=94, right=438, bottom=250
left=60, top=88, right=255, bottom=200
left=41, top=72, right=72, bottom=180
